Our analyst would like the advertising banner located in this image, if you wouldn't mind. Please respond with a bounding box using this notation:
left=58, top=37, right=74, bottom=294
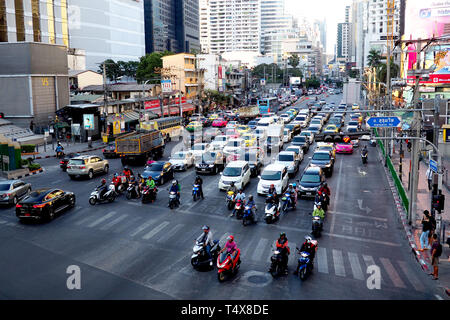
left=145, top=100, right=160, bottom=110
left=113, top=121, right=121, bottom=135
left=83, top=114, right=94, bottom=130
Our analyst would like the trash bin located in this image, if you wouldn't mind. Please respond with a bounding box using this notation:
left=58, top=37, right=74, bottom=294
left=102, top=133, right=108, bottom=143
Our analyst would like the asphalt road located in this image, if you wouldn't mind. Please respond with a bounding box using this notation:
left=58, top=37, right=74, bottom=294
left=0, top=93, right=443, bottom=300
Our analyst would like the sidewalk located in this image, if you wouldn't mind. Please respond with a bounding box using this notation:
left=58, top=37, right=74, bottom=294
left=33, top=139, right=107, bottom=159
left=390, top=141, right=450, bottom=297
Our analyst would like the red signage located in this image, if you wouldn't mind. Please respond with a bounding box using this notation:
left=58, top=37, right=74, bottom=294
left=173, top=97, right=187, bottom=104
left=407, top=73, right=450, bottom=85
left=145, top=100, right=160, bottom=109
left=218, top=65, right=222, bottom=79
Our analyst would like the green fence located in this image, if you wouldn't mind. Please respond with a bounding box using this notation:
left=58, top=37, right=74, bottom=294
left=373, top=128, right=410, bottom=217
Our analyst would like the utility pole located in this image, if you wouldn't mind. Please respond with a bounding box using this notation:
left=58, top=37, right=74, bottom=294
left=432, top=94, right=444, bottom=240
left=103, top=63, right=108, bottom=135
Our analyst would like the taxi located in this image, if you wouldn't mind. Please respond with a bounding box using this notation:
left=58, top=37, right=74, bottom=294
left=322, top=124, right=339, bottom=134
left=316, top=142, right=336, bottom=158
left=236, top=125, right=250, bottom=135
left=351, top=103, right=360, bottom=110
left=212, top=118, right=228, bottom=128
left=351, top=113, right=364, bottom=124
left=186, top=121, right=202, bottom=132
left=335, top=136, right=354, bottom=154
left=209, top=114, right=219, bottom=121
left=289, top=109, right=298, bottom=117
left=241, top=133, right=257, bottom=147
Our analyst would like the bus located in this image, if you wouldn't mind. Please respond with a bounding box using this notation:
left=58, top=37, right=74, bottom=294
left=257, top=97, right=280, bottom=115
left=140, top=116, right=183, bottom=142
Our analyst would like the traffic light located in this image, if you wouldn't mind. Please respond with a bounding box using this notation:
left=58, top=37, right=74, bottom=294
left=432, top=193, right=445, bottom=213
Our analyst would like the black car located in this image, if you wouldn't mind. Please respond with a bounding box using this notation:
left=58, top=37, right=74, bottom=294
left=291, top=136, right=310, bottom=153
left=243, top=151, right=263, bottom=177
left=285, top=123, right=301, bottom=136
left=195, top=151, right=225, bottom=174
left=297, top=167, right=325, bottom=199
left=16, top=188, right=76, bottom=222
left=60, top=152, right=81, bottom=171
left=141, top=161, right=174, bottom=185
left=103, top=143, right=118, bottom=158
left=310, top=150, right=334, bottom=177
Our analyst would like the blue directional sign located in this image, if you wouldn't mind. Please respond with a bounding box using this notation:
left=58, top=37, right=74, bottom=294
left=429, top=159, right=438, bottom=173
left=366, top=116, right=401, bottom=128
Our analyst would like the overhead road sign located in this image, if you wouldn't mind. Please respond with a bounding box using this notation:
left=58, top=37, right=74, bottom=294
left=366, top=116, right=401, bottom=128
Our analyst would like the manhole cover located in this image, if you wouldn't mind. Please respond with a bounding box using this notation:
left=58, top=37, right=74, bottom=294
left=240, top=270, right=273, bottom=288
left=248, top=275, right=267, bottom=284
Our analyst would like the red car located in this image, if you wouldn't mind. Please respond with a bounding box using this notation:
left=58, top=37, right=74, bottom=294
left=335, top=136, right=354, bottom=154
left=212, top=118, right=228, bottom=128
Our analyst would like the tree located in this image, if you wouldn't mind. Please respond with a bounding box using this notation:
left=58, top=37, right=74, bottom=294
left=252, top=63, right=284, bottom=83
left=98, top=59, right=121, bottom=82
left=136, top=51, right=174, bottom=83
left=377, top=58, right=400, bottom=86
left=305, top=77, right=320, bottom=89
left=367, top=49, right=383, bottom=68
left=288, top=54, right=300, bottom=69
left=117, top=61, right=139, bottom=79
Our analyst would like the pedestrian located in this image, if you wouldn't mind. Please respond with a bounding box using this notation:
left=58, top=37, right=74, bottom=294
left=29, top=120, right=34, bottom=132
left=430, top=233, right=442, bottom=280
left=426, top=167, right=433, bottom=191
left=420, top=210, right=432, bottom=251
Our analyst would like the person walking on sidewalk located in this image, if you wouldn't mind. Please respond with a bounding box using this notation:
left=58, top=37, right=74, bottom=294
left=430, top=233, right=442, bottom=280
left=426, top=167, right=433, bottom=191
left=420, top=210, right=432, bottom=251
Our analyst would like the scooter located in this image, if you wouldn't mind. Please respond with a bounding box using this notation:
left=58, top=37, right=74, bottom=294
left=142, top=186, right=157, bottom=203
left=126, top=184, right=141, bottom=200
left=89, top=185, right=116, bottom=205
left=361, top=151, right=368, bottom=164
left=217, top=248, right=241, bottom=282
left=295, top=249, right=313, bottom=281
left=192, top=184, right=200, bottom=201
left=226, top=191, right=235, bottom=210
left=269, top=247, right=288, bottom=277
left=234, top=199, right=244, bottom=219
left=281, top=192, right=295, bottom=214
left=242, top=205, right=257, bottom=226
left=265, top=195, right=281, bottom=224
left=312, top=216, right=323, bottom=237
left=168, top=191, right=179, bottom=209
left=191, top=237, right=221, bottom=270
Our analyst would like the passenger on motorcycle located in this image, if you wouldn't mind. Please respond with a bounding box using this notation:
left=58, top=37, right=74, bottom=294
left=112, top=173, right=121, bottom=192
left=293, top=236, right=318, bottom=274
left=97, top=178, right=108, bottom=200
left=275, top=232, right=290, bottom=274
left=123, top=166, right=133, bottom=182
left=194, top=175, right=204, bottom=199
left=200, top=225, right=214, bottom=262
left=319, top=182, right=331, bottom=199
left=230, top=189, right=246, bottom=217
left=315, top=191, right=327, bottom=211
left=268, top=184, right=279, bottom=204
left=129, top=175, right=140, bottom=197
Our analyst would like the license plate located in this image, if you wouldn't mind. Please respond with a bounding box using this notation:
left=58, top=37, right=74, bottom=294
left=201, top=168, right=206, bottom=171
left=306, top=192, right=312, bottom=195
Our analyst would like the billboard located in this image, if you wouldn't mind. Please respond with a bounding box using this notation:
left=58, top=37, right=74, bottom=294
left=83, top=114, right=94, bottom=130
left=161, top=80, right=172, bottom=93
left=289, top=77, right=301, bottom=85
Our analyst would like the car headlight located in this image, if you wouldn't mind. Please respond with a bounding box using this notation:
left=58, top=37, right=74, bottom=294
left=209, top=164, right=215, bottom=168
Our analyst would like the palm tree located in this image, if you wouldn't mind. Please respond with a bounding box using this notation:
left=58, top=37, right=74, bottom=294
left=367, top=49, right=383, bottom=68
left=377, top=58, right=400, bottom=85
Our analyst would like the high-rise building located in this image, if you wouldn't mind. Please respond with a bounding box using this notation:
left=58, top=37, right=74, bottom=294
left=176, top=0, right=200, bottom=53
left=0, top=0, right=69, bottom=46
left=336, top=22, right=350, bottom=62
left=68, top=0, right=145, bottom=71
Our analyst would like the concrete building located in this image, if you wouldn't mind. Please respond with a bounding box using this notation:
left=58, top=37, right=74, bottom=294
left=282, top=36, right=322, bottom=77
left=197, top=53, right=220, bottom=91
left=337, top=22, right=351, bottom=62
left=0, top=42, right=69, bottom=129
left=221, top=51, right=272, bottom=68
left=69, top=70, right=103, bottom=91
left=67, top=0, right=145, bottom=71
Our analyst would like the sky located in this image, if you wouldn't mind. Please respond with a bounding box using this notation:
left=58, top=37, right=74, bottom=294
left=285, top=0, right=353, bottom=55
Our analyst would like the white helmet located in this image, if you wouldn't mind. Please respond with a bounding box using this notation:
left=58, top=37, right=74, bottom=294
left=172, top=180, right=177, bottom=185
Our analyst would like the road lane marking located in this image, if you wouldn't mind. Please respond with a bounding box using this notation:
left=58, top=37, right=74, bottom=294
left=347, top=252, right=364, bottom=280
left=251, top=238, right=269, bottom=261
left=156, top=224, right=184, bottom=243
left=380, top=258, right=406, bottom=288
left=87, top=211, right=117, bottom=228
left=397, top=260, right=426, bottom=292
left=142, top=221, right=170, bottom=240
left=330, top=157, right=344, bottom=234
left=327, top=211, right=388, bottom=222
left=100, top=214, right=128, bottom=231
left=51, top=179, right=63, bottom=185
left=114, top=217, right=142, bottom=234
left=332, top=249, right=346, bottom=277
left=75, top=214, right=99, bottom=226
left=316, top=247, right=329, bottom=274
left=267, top=240, right=277, bottom=262
left=129, top=220, right=157, bottom=237
left=435, top=295, right=443, bottom=300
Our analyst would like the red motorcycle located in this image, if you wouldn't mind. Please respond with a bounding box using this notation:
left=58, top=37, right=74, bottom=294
left=112, top=175, right=128, bottom=194
left=234, top=199, right=244, bottom=219
left=217, top=248, right=241, bottom=282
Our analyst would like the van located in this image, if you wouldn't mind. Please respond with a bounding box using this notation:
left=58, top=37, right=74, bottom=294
left=256, top=117, right=275, bottom=128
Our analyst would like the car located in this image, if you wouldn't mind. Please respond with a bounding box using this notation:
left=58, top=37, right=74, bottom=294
left=254, top=128, right=268, bottom=142
left=328, top=117, right=344, bottom=129
left=297, top=166, right=326, bottom=199
left=60, top=152, right=81, bottom=171
left=195, top=151, right=225, bottom=175
left=309, top=119, right=323, bottom=129
left=218, top=161, right=252, bottom=191
left=299, top=130, right=314, bottom=144
left=141, top=161, right=174, bottom=185
left=307, top=125, right=321, bottom=135
left=279, top=114, right=291, bottom=123
left=283, top=128, right=293, bottom=143
left=247, top=120, right=258, bottom=130
left=225, top=128, right=240, bottom=139
left=284, top=145, right=304, bottom=164
left=346, top=125, right=359, bottom=133
left=275, top=151, right=299, bottom=178
left=210, top=135, right=229, bottom=150
left=186, top=121, right=202, bottom=132
left=236, top=125, right=250, bottom=135
left=212, top=118, right=228, bottom=127
left=257, top=163, right=289, bottom=195
left=309, top=150, right=334, bottom=177
left=102, top=143, right=118, bottom=159
left=240, top=150, right=264, bottom=177
left=322, top=124, right=339, bottom=135
left=226, top=120, right=239, bottom=128
left=209, top=114, right=219, bottom=121
left=0, top=180, right=32, bottom=206
left=241, top=133, right=257, bottom=147
left=352, top=103, right=360, bottom=110
left=351, top=113, right=364, bottom=124
left=284, top=123, right=301, bottom=136
left=223, top=139, right=246, bottom=157
left=203, top=128, right=222, bottom=142
left=291, top=135, right=310, bottom=153
left=316, top=142, right=336, bottom=158
left=265, top=135, right=283, bottom=153
left=311, top=116, right=325, bottom=126
left=16, top=188, right=76, bottom=222
left=191, top=143, right=211, bottom=158
left=169, top=151, right=194, bottom=171
left=66, top=155, right=109, bottom=180
left=335, top=136, right=354, bottom=154
left=294, top=115, right=309, bottom=128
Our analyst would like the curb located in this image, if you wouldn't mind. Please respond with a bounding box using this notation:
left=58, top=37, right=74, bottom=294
left=14, top=168, right=44, bottom=179
left=34, top=145, right=105, bottom=160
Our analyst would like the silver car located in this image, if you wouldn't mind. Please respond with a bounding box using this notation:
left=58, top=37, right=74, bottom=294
left=67, top=155, right=109, bottom=179
left=0, top=179, right=32, bottom=205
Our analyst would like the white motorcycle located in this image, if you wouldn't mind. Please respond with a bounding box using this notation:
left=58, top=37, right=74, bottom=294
left=89, top=184, right=116, bottom=205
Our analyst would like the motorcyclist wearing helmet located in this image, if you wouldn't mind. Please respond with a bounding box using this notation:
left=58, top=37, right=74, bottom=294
left=199, top=225, right=214, bottom=262
left=146, top=176, right=156, bottom=190
left=223, top=235, right=237, bottom=257
left=244, top=195, right=257, bottom=223
left=275, top=232, right=290, bottom=274
left=294, top=236, right=318, bottom=274
left=361, top=145, right=368, bottom=156
left=112, top=173, right=121, bottom=192
left=97, top=178, right=108, bottom=200
left=194, top=175, right=204, bottom=199
left=287, top=183, right=297, bottom=209
left=230, top=189, right=246, bottom=217
left=312, top=203, right=325, bottom=231
left=169, top=180, right=181, bottom=204
left=130, top=175, right=140, bottom=197
left=315, top=190, right=327, bottom=212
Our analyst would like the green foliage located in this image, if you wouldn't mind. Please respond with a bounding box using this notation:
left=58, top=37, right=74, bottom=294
left=136, top=51, right=174, bottom=83
left=288, top=54, right=300, bottom=69
left=28, top=163, right=41, bottom=171
left=367, top=49, right=383, bottom=68
left=20, top=144, right=35, bottom=153
left=203, top=90, right=232, bottom=106
left=252, top=63, right=283, bottom=83
left=377, top=58, right=400, bottom=85
left=98, top=59, right=121, bottom=82
left=305, top=77, right=320, bottom=89
left=348, top=69, right=360, bottom=79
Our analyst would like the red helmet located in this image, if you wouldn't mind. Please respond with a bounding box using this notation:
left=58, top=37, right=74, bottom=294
left=101, top=178, right=106, bottom=184
left=227, top=235, right=234, bottom=241
left=318, top=191, right=322, bottom=195
left=270, top=184, right=275, bottom=188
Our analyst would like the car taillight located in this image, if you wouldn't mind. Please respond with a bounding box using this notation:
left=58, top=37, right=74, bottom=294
left=33, top=204, right=47, bottom=208
left=67, top=166, right=71, bottom=169
left=60, top=161, right=64, bottom=164
left=102, top=149, right=105, bottom=152
left=15, top=204, right=22, bottom=208
left=79, top=166, right=86, bottom=169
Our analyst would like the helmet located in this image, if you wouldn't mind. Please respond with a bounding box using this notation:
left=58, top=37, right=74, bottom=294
left=196, top=175, right=200, bottom=180
left=289, top=183, right=293, bottom=188
left=172, top=180, right=177, bottom=185
left=101, top=178, right=106, bottom=184
left=248, top=195, right=253, bottom=201
left=231, top=182, right=235, bottom=186
left=305, top=236, right=312, bottom=243
left=292, top=183, right=297, bottom=188
left=317, top=191, right=322, bottom=195
left=280, top=232, right=286, bottom=238
left=227, top=235, right=234, bottom=241
left=270, top=184, right=275, bottom=188
left=202, top=225, right=210, bottom=231
left=316, top=202, right=322, bottom=207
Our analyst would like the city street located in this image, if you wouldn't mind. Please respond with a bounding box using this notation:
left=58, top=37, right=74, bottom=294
left=0, top=94, right=442, bottom=300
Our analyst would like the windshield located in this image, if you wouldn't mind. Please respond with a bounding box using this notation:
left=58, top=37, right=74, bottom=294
left=348, top=121, right=358, bottom=126
left=68, top=159, right=85, bottom=165
left=147, top=163, right=164, bottom=171
left=301, top=174, right=321, bottom=183
left=202, top=153, right=216, bottom=162
left=313, top=153, right=331, bottom=161
left=293, top=137, right=306, bottom=143
left=171, top=153, right=186, bottom=160
left=193, top=144, right=206, bottom=150
left=215, top=136, right=226, bottom=142
left=300, top=132, right=310, bottom=137
left=223, top=166, right=242, bottom=177
left=278, top=154, right=294, bottom=162
left=261, top=170, right=281, bottom=181
left=267, top=136, right=278, bottom=143
left=226, top=141, right=240, bottom=147
left=296, top=116, right=306, bottom=121
left=0, top=183, right=11, bottom=191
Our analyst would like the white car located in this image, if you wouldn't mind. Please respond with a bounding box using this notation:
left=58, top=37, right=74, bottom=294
left=309, top=119, right=322, bottom=130
left=284, top=145, right=304, bottom=163
left=275, top=151, right=299, bottom=177
left=279, top=114, right=291, bottom=123
left=226, top=121, right=239, bottom=129
left=169, top=151, right=194, bottom=171
left=190, top=143, right=211, bottom=158
left=294, top=115, right=309, bottom=128
left=218, top=161, right=251, bottom=191
left=223, top=138, right=246, bottom=157
left=211, top=135, right=229, bottom=150
left=257, top=163, right=289, bottom=196
left=299, top=130, right=314, bottom=144
left=283, top=128, right=293, bottom=143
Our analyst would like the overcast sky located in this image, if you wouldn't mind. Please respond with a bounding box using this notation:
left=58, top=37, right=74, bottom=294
left=285, top=0, right=353, bottom=55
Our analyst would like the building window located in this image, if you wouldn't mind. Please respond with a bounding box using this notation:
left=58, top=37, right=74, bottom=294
left=31, top=0, right=41, bottom=42
left=0, top=0, right=7, bottom=42
left=47, top=0, right=55, bottom=44
left=60, top=0, right=68, bottom=46
left=15, top=0, right=25, bottom=41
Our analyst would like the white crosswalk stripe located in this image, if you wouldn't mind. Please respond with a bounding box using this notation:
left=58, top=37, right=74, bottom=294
left=397, top=260, right=426, bottom=292
left=156, top=224, right=185, bottom=243
left=316, top=247, right=329, bottom=274
left=347, top=252, right=364, bottom=280
left=88, top=211, right=117, bottom=228
left=332, top=249, right=346, bottom=277
left=113, top=217, right=142, bottom=234
left=142, top=221, right=170, bottom=240
left=99, top=214, right=128, bottom=231
left=380, top=258, right=406, bottom=288
left=267, top=240, right=277, bottom=262
left=129, top=220, right=157, bottom=237
left=75, top=214, right=98, bottom=226
left=252, top=238, right=269, bottom=261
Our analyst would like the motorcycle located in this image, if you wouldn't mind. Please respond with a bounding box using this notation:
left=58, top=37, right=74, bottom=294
left=269, top=247, right=288, bottom=277
left=126, top=184, right=141, bottom=200
left=242, top=205, right=256, bottom=226
left=234, top=199, right=244, bottom=219
left=168, top=191, right=179, bottom=209
left=141, top=186, right=157, bottom=203
left=192, top=184, right=200, bottom=201
left=112, top=176, right=128, bottom=194
left=295, top=249, right=313, bottom=281
left=361, top=151, right=368, bottom=164
left=265, top=195, right=280, bottom=224
left=281, top=192, right=295, bottom=214
left=89, top=185, right=116, bottom=205
left=312, top=216, right=323, bottom=237
left=217, top=248, right=241, bottom=282
left=191, top=237, right=221, bottom=270
left=226, top=191, right=235, bottom=210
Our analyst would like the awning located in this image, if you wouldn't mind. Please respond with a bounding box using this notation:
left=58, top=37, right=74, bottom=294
left=106, top=110, right=158, bottom=123
left=150, top=103, right=195, bottom=116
